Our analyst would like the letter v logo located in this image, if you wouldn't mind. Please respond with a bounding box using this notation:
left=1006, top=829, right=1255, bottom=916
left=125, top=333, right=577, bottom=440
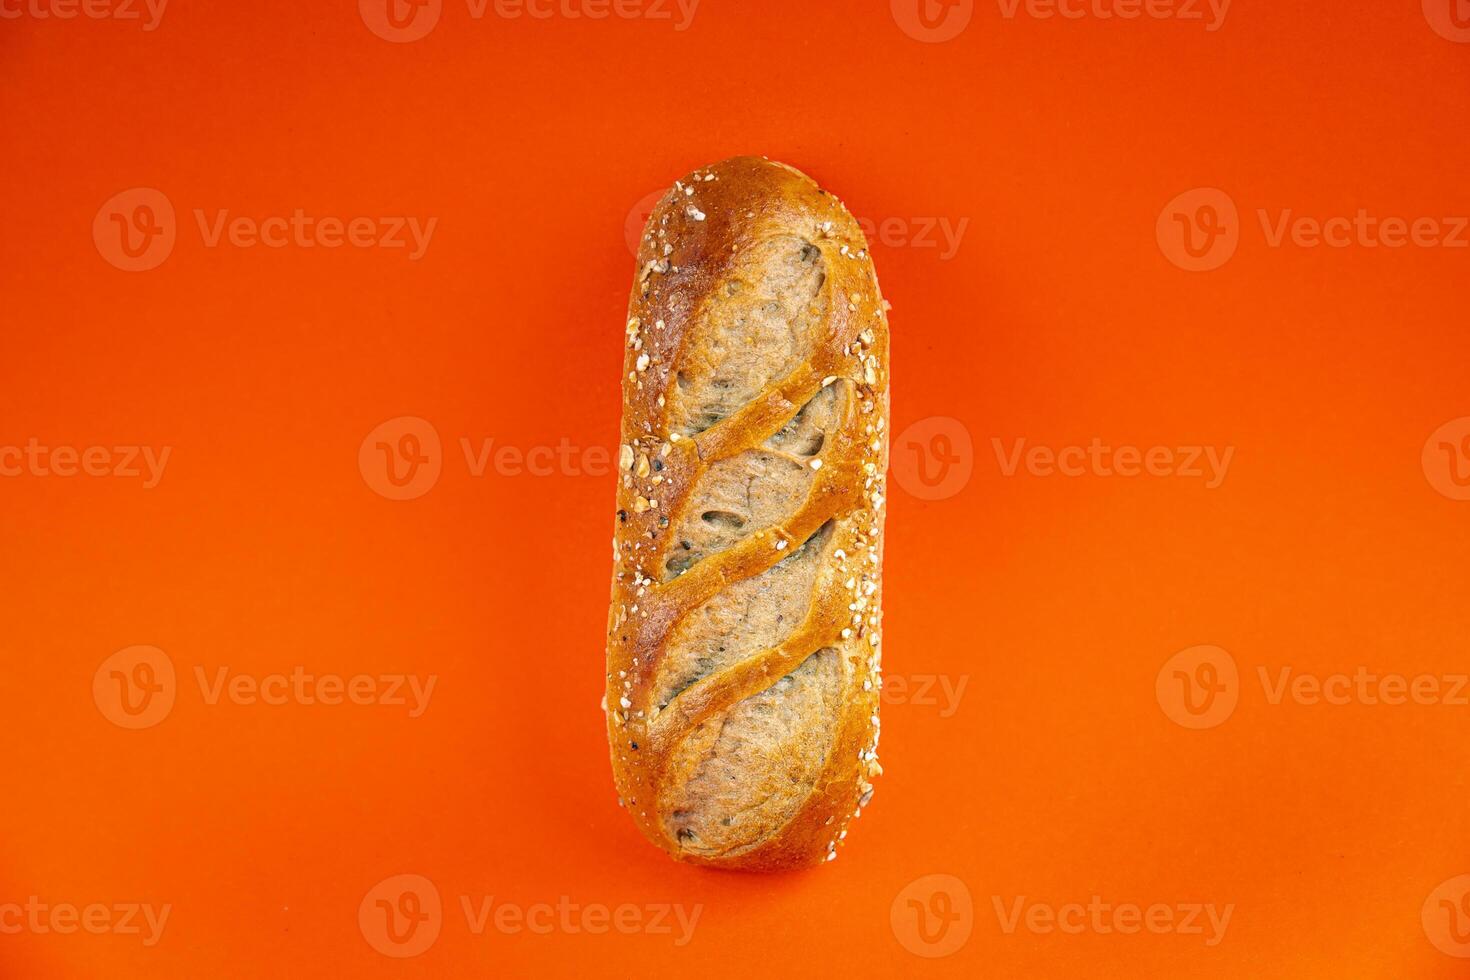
left=1424, top=0, right=1470, bottom=42
left=1158, top=188, right=1240, bottom=272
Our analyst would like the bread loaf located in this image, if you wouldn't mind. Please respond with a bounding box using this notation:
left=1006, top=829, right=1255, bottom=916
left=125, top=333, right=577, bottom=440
left=605, top=157, right=889, bottom=871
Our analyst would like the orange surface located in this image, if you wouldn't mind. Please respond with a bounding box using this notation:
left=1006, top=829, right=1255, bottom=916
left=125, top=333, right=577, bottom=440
left=3, top=1, right=1469, bottom=977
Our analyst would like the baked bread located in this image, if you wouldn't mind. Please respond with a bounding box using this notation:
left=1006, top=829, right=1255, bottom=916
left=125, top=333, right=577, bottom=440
left=605, top=157, right=890, bottom=871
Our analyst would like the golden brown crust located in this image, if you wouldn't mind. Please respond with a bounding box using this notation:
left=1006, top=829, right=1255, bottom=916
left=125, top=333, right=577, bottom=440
left=605, top=157, right=889, bottom=872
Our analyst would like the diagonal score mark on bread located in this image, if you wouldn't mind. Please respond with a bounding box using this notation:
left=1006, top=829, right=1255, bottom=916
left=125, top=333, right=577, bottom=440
left=606, top=157, right=889, bottom=871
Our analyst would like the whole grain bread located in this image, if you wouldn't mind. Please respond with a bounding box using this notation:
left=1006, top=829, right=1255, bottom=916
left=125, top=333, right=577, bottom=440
left=605, top=157, right=889, bottom=871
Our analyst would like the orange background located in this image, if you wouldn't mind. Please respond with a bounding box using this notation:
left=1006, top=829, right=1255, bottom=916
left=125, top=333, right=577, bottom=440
left=3, top=0, right=1469, bottom=976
